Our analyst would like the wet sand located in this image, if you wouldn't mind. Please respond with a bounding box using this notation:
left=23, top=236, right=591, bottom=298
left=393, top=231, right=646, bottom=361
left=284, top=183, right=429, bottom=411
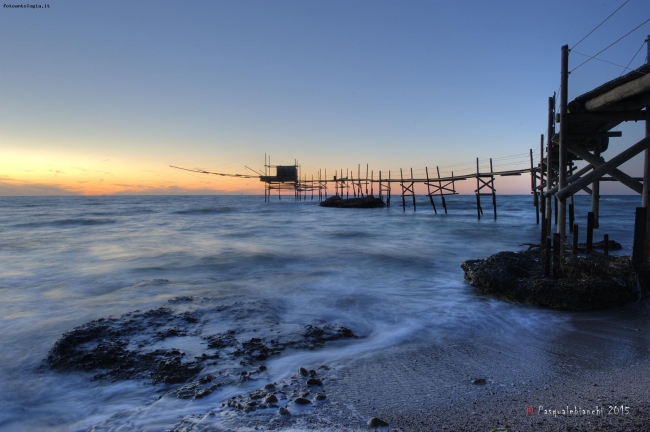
left=326, top=300, right=650, bottom=431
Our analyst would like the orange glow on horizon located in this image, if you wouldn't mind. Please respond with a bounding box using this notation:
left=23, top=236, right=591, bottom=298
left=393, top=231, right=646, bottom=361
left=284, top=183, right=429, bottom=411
left=1, top=150, right=265, bottom=196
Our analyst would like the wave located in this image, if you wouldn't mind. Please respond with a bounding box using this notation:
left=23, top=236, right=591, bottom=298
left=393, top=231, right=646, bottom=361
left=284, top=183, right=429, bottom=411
left=173, top=207, right=234, bottom=215
left=16, top=218, right=117, bottom=228
left=330, top=230, right=372, bottom=239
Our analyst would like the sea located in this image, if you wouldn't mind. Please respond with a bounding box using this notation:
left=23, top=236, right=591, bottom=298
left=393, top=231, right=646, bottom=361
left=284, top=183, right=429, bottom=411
left=0, top=194, right=643, bottom=431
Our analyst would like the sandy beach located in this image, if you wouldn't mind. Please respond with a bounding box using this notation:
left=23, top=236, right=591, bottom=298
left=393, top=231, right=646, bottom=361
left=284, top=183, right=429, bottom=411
left=324, top=300, right=650, bottom=431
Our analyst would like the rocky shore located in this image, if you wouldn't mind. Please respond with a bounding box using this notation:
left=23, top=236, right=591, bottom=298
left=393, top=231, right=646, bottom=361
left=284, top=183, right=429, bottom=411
left=45, top=297, right=358, bottom=421
left=319, top=195, right=386, bottom=208
left=461, top=249, right=647, bottom=310
left=43, top=256, right=650, bottom=430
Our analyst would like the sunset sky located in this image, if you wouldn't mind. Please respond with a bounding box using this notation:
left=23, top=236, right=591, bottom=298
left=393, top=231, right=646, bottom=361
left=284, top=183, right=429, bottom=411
left=1, top=0, right=649, bottom=196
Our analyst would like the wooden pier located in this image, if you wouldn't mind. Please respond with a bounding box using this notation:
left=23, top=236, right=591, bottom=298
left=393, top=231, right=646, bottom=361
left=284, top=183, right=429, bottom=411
left=173, top=154, right=537, bottom=220
left=252, top=155, right=534, bottom=220
left=171, top=35, right=650, bottom=268
left=539, top=35, right=650, bottom=270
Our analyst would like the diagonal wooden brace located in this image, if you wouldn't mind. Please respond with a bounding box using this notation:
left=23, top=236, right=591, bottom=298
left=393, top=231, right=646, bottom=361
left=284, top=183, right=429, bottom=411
left=556, top=136, right=650, bottom=201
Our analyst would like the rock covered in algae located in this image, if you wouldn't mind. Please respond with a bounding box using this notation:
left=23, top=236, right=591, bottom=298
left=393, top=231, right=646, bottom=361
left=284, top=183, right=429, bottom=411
left=461, top=249, right=644, bottom=311
left=319, top=195, right=386, bottom=208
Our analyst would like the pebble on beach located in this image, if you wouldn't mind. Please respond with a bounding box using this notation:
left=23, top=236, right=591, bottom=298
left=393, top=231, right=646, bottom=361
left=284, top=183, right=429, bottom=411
left=298, top=367, right=309, bottom=376
left=294, top=397, right=311, bottom=405
left=472, top=378, right=486, bottom=385
left=368, top=417, right=389, bottom=427
left=306, top=378, right=322, bottom=386
left=264, top=394, right=278, bottom=404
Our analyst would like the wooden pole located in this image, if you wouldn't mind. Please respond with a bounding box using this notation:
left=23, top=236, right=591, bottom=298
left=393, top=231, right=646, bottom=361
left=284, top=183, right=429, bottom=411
left=426, top=167, right=437, bottom=214
left=633, top=206, right=647, bottom=268
left=572, top=224, right=578, bottom=255
left=476, top=158, right=482, bottom=220
left=490, top=158, right=497, bottom=220
left=346, top=168, right=349, bottom=199
left=643, top=34, right=650, bottom=263
left=592, top=146, right=601, bottom=228
left=531, top=147, right=539, bottom=224
left=358, top=164, right=362, bottom=198
left=386, top=170, right=391, bottom=207
left=437, top=166, right=447, bottom=214
left=544, top=236, right=551, bottom=277
left=379, top=170, right=383, bottom=200
left=540, top=134, right=545, bottom=224
left=586, top=212, right=594, bottom=254
left=552, top=233, right=561, bottom=279
left=546, top=96, right=555, bottom=239
left=558, top=44, right=569, bottom=256
left=569, top=164, right=575, bottom=232
left=366, top=164, right=369, bottom=197
left=399, top=168, right=406, bottom=211
left=411, top=168, right=416, bottom=212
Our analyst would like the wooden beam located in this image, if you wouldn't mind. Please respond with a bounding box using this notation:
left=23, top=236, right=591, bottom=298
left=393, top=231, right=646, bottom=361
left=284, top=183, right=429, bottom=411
left=568, top=131, right=622, bottom=139
left=584, top=73, right=650, bottom=112
left=564, top=111, right=649, bottom=122
left=567, top=144, right=644, bottom=194
left=556, top=136, right=650, bottom=200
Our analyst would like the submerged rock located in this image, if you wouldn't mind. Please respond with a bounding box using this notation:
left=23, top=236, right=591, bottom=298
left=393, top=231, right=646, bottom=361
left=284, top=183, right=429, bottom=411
left=319, top=195, right=386, bottom=208
left=368, top=417, right=389, bottom=427
left=45, top=297, right=359, bottom=396
left=461, top=249, right=645, bottom=311
left=578, top=239, right=623, bottom=251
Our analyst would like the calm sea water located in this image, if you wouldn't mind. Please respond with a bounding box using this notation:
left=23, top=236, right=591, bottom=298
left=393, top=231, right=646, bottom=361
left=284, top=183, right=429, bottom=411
left=0, top=194, right=641, bottom=431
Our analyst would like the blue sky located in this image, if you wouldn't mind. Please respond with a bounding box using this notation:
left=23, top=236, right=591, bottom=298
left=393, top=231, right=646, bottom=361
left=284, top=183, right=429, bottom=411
left=1, top=0, right=649, bottom=195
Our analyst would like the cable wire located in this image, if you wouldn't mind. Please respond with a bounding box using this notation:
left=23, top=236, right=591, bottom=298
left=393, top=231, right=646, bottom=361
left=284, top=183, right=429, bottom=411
left=571, top=18, right=650, bottom=73
left=620, top=39, right=647, bottom=76
left=571, top=0, right=631, bottom=50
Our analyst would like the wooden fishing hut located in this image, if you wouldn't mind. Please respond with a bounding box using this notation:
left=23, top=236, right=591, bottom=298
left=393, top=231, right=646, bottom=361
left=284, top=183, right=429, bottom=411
left=540, top=36, right=650, bottom=267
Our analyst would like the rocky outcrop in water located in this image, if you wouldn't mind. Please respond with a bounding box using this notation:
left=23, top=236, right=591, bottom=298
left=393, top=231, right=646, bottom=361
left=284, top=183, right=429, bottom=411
left=46, top=297, right=357, bottom=399
left=461, top=249, right=645, bottom=311
left=319, top=195, right=386, bottom=208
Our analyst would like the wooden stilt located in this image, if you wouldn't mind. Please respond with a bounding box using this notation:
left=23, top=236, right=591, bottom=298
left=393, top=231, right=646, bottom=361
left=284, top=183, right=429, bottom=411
left=552, top=233, right=561, bottom=279
left=633, top=206, right=647, bottom=268
left=586, top=212, right=594, bottom=254
left=544, top=236, right=552, bottom=277
left=411, top=168, right=416, bottom=212
left=400, top=168, right=406, bottom=212
left=490, top=158, right=497, bottom=220
left=437, top=166, right=447, bottom=214
left=426, top=167, right=437, bottom=214
left=558, top=44, right=569, bottom=255
left=476, top=158, right=482, bottom=220
left=592, top=147, right=601, bottom=228
left=531, top=147, right=539, bottom=224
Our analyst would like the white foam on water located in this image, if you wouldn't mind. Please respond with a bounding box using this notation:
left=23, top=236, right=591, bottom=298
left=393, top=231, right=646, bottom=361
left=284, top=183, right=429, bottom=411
left=0, top=195, right=642, bottom=431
